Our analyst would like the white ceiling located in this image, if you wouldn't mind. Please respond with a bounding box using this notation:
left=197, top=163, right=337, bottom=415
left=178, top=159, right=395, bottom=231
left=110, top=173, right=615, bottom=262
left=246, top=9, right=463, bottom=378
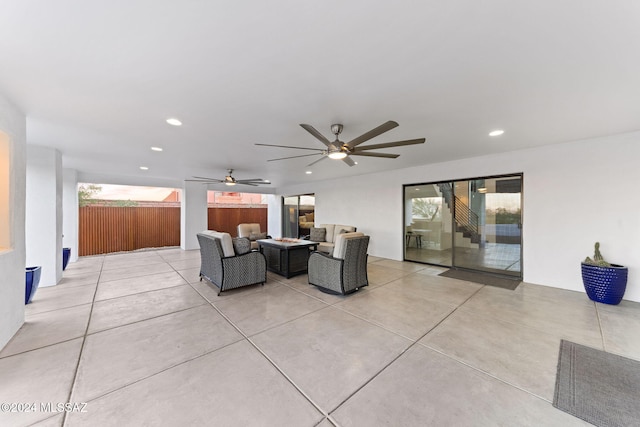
left=1, top=1, right=639, bottom=189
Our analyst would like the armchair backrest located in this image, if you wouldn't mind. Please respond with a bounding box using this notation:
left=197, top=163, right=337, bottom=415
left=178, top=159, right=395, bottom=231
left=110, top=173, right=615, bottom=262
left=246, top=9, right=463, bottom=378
left=340, top=236, right=370, bottom=290
left=199, top=230, right=235, bottom=257
left=333, top=232, right=365, bottom=259
left=237, top=223, right=261, bottom=239
left=319, top=224, right=357, bottom=243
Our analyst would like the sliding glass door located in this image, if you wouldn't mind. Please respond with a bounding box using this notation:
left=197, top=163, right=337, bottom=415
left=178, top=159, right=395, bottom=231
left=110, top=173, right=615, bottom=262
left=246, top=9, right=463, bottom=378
left=282, top=194, right=315, bottom=238
left=404, top=174, right=522, bottom=278
left=452, top=176, right=522, bottom=276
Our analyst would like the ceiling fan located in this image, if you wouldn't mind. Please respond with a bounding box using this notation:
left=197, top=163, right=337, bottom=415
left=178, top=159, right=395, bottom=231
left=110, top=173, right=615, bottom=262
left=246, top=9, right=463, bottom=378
left=186, top=169, right=271, bottom=187
left=256, top=121, right=425, bottom=167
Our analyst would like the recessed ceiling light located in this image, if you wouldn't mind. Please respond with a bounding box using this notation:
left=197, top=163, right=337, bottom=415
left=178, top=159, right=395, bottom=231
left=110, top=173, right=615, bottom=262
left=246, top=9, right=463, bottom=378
left=264, top=180, right=270, bottom=183
left=305, top=171, right=312, bottom=175
left=489, top=129, right=504, bottom=137
left=166, top=118, right=182, bottom=126
left=151, top=146, right=163, bottom=152
left=139, top=166, right=149, bottom=170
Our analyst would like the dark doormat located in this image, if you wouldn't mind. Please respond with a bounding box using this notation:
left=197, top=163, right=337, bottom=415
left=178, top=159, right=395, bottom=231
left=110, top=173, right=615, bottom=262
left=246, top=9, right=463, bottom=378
left=554, top=340, right=640, bottom=427
left=438, top=268, right=521, bottom=290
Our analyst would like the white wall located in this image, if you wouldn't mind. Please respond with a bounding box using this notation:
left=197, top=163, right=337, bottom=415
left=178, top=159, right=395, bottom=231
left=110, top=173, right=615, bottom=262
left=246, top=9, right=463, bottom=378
left=63, top=168, right=79, bottom=263
left=180, top=181, right=207, bottom=250
left=26, top=146, right=63, bottom=287
left=0, top=94, right=26, bottom=350
left=278, top=131, right=640, bottom=303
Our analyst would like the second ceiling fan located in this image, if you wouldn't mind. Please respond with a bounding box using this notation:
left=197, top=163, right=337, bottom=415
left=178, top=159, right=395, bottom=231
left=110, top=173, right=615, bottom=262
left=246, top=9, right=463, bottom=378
left=186, top=169, right=270, bottom=187
left=256, top=120, right=425, bottom=167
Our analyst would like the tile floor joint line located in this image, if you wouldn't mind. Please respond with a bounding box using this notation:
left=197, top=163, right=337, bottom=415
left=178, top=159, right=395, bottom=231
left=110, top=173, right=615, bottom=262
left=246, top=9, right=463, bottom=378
left=329, top=284, right=489, bottom=415
left=69, top=337, right=246, bottom=407
left=279, top=281, right=341, bottom=306
left=92, top=282, right=193, bottom=304
left=594, top=301, right=607, bottom=351
left=199, top=296, right=329, bottom=418
left=0, top=336, right=86, bottom=360
left=23, top=301, right=94, bottom=318
left=61, top=258, right=105, bottom=427
left=325, top=415, right=340, bottom=427
left=420, top=343, right=553, bottom=403
left=244, top=305, right=332, bottom=339
left=87, top=302, right=209, bottom=336
left=329, top=302, right=426, bottom=342
left=245, top=335, right=329, bottom=418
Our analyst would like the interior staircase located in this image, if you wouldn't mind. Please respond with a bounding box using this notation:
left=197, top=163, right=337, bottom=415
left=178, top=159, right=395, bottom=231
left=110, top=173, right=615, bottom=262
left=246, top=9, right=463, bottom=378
left=437, top=183, right=482, bottom=247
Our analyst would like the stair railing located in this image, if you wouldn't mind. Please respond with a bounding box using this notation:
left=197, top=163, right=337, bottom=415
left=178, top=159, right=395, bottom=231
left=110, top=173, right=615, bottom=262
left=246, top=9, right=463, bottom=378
left=437, top=182, right=480, bottom=238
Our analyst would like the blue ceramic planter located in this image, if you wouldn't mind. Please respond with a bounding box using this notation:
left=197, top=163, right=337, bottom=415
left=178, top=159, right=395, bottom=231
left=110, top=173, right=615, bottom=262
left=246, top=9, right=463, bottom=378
left=581, top=262, right=628, bottom=305
left=63, top=247, right=71, bottom=270
left=25, top=266, right=42, bottom=304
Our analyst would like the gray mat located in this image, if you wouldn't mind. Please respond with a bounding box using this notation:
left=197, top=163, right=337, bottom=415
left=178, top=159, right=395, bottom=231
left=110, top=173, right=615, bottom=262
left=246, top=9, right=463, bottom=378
left=554, top=340, right=640, bottom=427
left=438, top=269, right=520, bottom=290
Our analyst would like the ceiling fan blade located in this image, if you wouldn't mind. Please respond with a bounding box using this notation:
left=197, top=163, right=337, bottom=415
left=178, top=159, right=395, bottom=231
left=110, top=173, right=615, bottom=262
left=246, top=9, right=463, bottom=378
left=268, top=153, right=323, bottom=162
left=349, top=152, right=400, bottom=158
left=236, top=182, right=258, bottom=186
left=354, top=138, right=425, bottom=151
left=300, top=124, right=332, bottom=147
left=255, top=143, right=324, bottom=152
left=191, top=176, right=224, bottom=182
left=237, top=180, right=270, bottom=185
left=307, top=156, right=328, bottom=167
left=342, top=156, right=356, bottom=167
left=345, top=120, right=399, bottom=149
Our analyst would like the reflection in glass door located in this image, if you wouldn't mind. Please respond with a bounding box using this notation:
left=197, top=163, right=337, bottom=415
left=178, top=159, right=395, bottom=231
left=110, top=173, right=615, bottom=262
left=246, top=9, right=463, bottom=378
left=453, top=176, right=522, bottom=276
left=403, top=183, right=453, bottom=266
left=282, top=196, right=299, bottom=238
left=404, top=175, right=522, bottom=278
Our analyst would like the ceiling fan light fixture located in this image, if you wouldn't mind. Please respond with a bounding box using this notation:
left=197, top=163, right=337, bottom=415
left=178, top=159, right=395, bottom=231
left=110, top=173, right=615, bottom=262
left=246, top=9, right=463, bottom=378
left=225, top=181, right=236, bottom=186
left=328, top=151, right=347, bottom=160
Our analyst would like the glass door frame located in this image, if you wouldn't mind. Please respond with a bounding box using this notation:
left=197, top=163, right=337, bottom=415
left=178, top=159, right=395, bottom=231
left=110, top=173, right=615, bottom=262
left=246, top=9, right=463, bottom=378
left=403, top=173, right=523, bottom=279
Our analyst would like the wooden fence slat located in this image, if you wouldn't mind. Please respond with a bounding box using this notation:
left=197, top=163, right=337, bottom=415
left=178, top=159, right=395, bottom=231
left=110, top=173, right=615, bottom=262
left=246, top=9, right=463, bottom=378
left=79, top=206, right=267, bottom=256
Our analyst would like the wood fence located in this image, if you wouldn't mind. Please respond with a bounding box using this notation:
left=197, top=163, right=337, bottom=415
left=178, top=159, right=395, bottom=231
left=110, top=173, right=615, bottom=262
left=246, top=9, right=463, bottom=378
left=79, top=206, right=267, bottom=256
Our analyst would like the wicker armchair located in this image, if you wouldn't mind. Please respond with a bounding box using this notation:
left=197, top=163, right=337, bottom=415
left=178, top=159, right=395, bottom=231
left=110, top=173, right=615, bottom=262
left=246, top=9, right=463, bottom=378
left=308, top=233, right=370, bottom=295
left=197, top=231, right=266, bottom=295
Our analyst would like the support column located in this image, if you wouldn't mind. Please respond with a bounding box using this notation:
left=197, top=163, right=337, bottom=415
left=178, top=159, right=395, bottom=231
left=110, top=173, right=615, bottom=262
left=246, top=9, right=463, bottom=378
left=181, top=181, right=207, bottom=250
left=62, top=168, right=79, bottom=263
left=26, top=146, right=63, bottom=287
